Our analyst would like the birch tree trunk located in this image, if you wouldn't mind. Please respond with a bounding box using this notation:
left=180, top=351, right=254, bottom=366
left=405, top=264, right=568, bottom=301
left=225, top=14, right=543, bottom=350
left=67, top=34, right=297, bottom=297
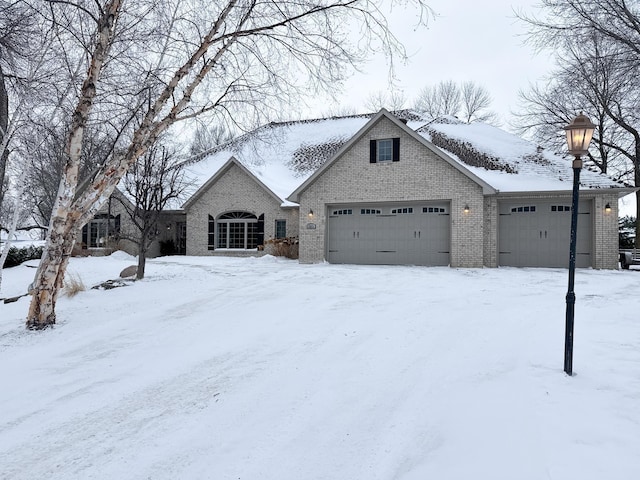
left=26, top=0, right=122, bottom=329
left=25, top=0, right=430, bottom=329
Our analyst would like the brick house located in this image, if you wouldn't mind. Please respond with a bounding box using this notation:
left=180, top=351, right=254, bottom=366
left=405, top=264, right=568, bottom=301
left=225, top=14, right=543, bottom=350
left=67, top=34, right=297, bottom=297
left=90, top=109, right=634, bottom=268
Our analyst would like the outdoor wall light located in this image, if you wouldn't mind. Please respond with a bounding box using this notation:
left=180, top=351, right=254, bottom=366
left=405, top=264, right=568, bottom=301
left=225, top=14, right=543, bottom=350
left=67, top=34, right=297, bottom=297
left=463, top=204, right=470, bottom=213
left=605, top=203, right=612, bottom=213
left=308, top=209, right=314, bottom=218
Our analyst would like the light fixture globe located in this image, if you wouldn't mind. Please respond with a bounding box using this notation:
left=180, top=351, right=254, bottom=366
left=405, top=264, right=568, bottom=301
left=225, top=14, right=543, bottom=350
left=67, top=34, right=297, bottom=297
left=564, top=113, right=596, bottom=157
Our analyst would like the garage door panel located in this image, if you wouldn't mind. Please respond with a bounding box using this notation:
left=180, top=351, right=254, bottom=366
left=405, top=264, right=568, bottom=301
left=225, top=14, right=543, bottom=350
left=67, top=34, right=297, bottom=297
left=327, top=204, right=450, bottom=266
left=499, top=200, right=592, bottom=268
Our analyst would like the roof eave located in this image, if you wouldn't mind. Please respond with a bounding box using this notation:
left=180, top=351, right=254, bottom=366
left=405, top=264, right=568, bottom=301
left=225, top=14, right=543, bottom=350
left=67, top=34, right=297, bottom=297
left=488, top=186, right=638, bottom=198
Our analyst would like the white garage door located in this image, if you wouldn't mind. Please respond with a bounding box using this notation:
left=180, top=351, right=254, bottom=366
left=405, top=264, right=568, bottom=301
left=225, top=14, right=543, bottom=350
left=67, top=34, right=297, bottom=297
left=498, top=199, right=592, bottom=268
left=327, top=203, right=450, bottom=266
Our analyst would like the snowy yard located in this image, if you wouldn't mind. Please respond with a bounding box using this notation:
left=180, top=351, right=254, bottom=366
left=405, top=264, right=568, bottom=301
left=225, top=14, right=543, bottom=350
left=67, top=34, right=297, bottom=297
left=1, top=254, right=639, bottom=479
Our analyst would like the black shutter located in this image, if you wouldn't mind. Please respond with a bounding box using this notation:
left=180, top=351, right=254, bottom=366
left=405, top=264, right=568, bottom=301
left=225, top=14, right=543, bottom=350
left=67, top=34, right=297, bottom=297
left=208, top=215, right=215, bottom=250
left=392, top=137, right=400, bottom=162
left=369, top=140, right=377, bottom=163
left=81, top=224, right=88, bottom=249
left=257, top=214, right=265, bottom=247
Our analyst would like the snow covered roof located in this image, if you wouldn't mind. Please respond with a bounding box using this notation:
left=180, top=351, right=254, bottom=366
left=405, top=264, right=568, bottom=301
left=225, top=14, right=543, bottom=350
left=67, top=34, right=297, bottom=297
left=417, top=118, right=631, bottom=193
left=182, top=114, right=380, bottom=208
left=181, top=111, right=631, bottom=210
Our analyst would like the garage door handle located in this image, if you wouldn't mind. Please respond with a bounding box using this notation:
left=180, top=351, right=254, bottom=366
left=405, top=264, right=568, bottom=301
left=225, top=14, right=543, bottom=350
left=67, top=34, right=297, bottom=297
left=545, top=230, right=547, bottom=238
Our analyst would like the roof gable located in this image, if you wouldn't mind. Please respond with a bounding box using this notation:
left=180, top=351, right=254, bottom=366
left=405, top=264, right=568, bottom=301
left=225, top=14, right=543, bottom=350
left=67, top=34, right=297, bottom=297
left=182, top=156, right=283, bottom=210
left=287, top=109, right=495, bottom=202
left=181, top=116, right=378, bottom=207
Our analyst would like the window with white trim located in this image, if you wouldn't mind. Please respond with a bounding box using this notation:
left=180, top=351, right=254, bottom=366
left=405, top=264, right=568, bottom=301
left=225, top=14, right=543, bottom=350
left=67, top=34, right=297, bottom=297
left=377, top=139, right=393, bottom=161
left=82, top=214, right=120, bottom=248
left=216, top=211, right=258, bottom=249
left=369, top=137, right=400, bottom=163
left=275, top=219, right=286, bottom=239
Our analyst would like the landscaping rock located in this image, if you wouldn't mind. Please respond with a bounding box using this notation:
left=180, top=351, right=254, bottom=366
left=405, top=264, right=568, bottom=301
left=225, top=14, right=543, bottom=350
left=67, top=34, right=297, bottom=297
left=119, top=265, right=138, bottom=278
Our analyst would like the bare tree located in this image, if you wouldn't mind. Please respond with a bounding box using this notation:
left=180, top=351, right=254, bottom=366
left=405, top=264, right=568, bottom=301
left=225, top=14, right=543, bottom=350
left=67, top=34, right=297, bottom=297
left=460, top=81, right=498, bottom=124
left=26, top=0, right=433, bottom=329
left=0, top=0, right=35, bottom=211
left=414, top=80, right=497, bottom=123
left=320, top=105, right=358, bottom=118
left=517, top=1, right=640, bottom=243
left=116, top=143, right=188, bottom=280
left=189, top=123, right=233, bottom=157
left=414, top=80, right=460, bottom=119
left=363, top=89, right=407, bottom=112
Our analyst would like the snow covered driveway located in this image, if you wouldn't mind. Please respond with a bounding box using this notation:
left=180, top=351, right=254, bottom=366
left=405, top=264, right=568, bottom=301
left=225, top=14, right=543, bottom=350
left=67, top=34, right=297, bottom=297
left=1, top=255, right=639, bottom=479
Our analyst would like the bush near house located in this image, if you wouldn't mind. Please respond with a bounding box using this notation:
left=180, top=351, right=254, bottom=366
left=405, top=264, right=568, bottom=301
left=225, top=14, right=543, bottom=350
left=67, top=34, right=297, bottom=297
left=265, top=237, right=299, bottom=259
left=3, top=245, right=44, bottom=268
left=619, top=216, right=636, bottom=249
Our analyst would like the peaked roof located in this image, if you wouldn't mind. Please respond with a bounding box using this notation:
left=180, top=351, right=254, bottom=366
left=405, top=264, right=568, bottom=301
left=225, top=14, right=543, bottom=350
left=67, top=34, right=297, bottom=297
left=417, top=118, right=632, bottom=193
left=182, top=156, right=283, bottom=210
left=181, top=110, right=632, bottom=210
left=181, top=113, right=399, bottom=208
left=288, top=109, right=495, bottom=202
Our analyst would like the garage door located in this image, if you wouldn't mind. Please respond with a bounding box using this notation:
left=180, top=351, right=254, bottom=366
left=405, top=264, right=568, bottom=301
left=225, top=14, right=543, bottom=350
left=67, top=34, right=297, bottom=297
left=327, top=203, right=450, bottom=265
left=498, top=199, right=592, bottom=268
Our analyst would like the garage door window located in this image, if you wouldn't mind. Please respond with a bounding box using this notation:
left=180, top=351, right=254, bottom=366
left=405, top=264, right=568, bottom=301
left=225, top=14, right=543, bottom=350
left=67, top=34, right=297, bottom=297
left=511, top=206, right=536, bottom=213
left=551, top=205, right=571, bottom=212
left=391, top=207, right=413, bottom=214
left=360, top=208, right=381, bottom=215
left=332, top=209, right=353, bottom=215
left=423, top=207, right=446, bottom=213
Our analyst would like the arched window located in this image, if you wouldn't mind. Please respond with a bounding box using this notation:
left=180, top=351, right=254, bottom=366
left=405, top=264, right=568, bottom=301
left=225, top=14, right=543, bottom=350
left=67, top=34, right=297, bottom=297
left=216, top=211, right=259, bottom=249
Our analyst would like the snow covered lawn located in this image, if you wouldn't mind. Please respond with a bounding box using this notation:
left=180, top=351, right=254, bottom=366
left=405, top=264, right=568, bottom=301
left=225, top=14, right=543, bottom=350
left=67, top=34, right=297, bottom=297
left=1, top=254, right=639, bottom=479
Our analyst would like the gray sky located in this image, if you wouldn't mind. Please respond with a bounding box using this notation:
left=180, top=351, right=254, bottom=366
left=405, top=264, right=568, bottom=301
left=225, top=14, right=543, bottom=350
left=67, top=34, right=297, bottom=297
left=307, top=0, right=553, bottom=129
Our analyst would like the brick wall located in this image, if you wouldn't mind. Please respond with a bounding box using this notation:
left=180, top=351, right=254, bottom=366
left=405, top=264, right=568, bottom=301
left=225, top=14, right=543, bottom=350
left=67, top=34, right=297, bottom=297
left=297, top=116, right=486, bottom=267
left=593, top=193, right=619, bottom=269
left=185, top=162, right=299, bottom=256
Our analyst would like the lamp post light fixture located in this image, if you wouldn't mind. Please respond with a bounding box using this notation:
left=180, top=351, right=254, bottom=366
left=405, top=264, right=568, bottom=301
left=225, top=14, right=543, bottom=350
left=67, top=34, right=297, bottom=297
left=563, top=112, right=596, bottom=376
